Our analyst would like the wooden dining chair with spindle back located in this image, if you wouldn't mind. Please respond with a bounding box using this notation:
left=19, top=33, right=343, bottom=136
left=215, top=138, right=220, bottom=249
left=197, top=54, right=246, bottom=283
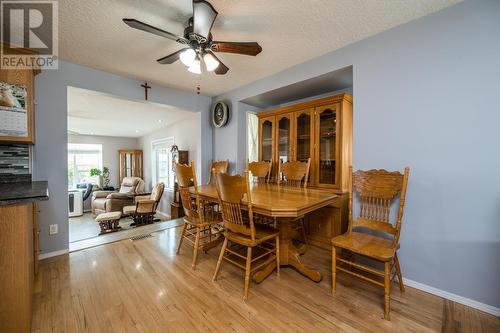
left=207, top=160, right=229, bottom=184
left=331, top=166, right=410, bottom=320
left=278, top=158, right=311, bottom=188
left=278, top=158, right=311, bottom=244
left=247, top=160, right=272, bottom=184
left=175, top=161, right=223, bottom=269
left=204, top=159, right=229, bottom=217
left=212, top=171, right=280, bottom=300
left=247, top=159, right=274, bottom=226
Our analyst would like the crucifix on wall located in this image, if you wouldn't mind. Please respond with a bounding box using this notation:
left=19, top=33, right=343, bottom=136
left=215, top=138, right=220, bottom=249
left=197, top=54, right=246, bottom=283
left=141, top=82, right=151, bottom=100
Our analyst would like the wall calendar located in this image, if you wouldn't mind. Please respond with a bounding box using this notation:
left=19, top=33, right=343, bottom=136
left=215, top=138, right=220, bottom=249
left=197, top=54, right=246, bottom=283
left=0, top=82, right=28, bottom=137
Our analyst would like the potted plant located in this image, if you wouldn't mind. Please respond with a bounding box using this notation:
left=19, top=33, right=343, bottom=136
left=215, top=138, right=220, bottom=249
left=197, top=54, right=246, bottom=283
left=90, top=167, right=103, bottom=188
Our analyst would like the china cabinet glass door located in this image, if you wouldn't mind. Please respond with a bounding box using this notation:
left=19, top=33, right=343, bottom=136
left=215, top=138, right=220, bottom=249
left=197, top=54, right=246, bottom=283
left=294, top=110, right=313, bottom=163
left=316, top=105, right=338, bottom=185
left=259, top=117, right=274, bottom=161
left=277, top=114, right=293, bottom=164
left=124, top=153, right=132, bottom=177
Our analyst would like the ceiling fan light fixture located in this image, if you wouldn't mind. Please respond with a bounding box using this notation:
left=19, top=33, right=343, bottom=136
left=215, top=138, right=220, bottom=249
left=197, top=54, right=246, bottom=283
left=124, top=0, right=263, bottom=76
left=188, top=56, right=202, bottom=74
left=180, top=48, right=196, bottom=67
left=203, top=52, right=220, bottom=71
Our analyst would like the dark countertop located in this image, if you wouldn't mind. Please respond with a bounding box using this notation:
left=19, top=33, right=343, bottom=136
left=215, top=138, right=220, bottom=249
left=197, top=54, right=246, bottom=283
left=0, top=181, right=49, bottom=206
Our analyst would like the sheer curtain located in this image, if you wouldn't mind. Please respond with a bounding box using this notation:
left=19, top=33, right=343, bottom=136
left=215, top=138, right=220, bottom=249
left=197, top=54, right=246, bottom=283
left=247, top=113, right=258, bottom=162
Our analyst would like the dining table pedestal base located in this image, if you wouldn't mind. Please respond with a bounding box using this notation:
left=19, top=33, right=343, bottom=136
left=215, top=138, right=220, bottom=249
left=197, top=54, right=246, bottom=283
left=253, top=217, right=322, bottom=283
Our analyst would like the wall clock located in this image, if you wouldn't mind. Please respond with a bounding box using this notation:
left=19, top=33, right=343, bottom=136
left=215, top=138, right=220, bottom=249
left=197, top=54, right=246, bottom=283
left=212, top=101, right=229, bottom=128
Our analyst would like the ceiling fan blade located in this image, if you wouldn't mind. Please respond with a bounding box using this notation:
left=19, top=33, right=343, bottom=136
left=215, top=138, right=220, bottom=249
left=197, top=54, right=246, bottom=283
left=206, top=51, right=229, bottom=75
left=210, top=41, right=262, bottom=56
left=157, top=48, right=189, bottom=64
left=123, top=18, right=188, bottom=44
left=193, top=0, right=218, bottom=40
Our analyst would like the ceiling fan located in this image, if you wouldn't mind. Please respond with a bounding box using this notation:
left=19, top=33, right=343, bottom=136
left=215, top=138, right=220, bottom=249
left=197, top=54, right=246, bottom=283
left=123, top=0, right=262, bottom=75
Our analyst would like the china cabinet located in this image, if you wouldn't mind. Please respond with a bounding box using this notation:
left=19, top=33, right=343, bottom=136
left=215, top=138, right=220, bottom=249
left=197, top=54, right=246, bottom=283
left=257, top=93, right=352, bottom=248
left=118, top=149, right=143, bottom=183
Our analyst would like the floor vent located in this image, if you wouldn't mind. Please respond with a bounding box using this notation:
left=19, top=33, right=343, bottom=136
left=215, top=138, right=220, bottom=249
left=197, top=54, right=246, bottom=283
left=130, top=234, right=153, bottom=241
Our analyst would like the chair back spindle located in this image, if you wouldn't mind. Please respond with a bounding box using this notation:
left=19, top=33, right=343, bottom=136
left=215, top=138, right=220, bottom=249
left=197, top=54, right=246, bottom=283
left=215, top=171, right=255, bottom=241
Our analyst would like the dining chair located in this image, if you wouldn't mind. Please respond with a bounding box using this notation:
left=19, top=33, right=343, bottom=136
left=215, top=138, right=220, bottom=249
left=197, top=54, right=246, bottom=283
left=331, top=166, right=410, bottom=320
left=206, top=159, right=229, bottom=215
left=207, top=159, right=229, bottom=184
left=247, top=160, right=272, bottom=184
left=246, top=159, right=275, bottom=226
left=175, top=161, right=223, bottom=269
left=212, top=171, right=280, bottom=300
left=278, top=158, right=311, bottom=244
left=278, top=158, right=311, bottom=188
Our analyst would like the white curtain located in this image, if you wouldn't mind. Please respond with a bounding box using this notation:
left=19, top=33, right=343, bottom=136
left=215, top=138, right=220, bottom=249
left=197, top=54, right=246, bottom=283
left=247, top=113, right=258, bottom=162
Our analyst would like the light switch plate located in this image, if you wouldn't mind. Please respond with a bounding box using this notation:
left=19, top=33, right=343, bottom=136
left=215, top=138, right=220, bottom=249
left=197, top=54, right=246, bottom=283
left=49, top=224, right=58, bottom=235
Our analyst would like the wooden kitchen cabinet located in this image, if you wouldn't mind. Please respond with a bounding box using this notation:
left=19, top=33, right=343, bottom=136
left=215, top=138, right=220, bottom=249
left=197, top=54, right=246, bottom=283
left=0, top=202, right=39, bottom=332
left=0, top=44, right=39, bottom=144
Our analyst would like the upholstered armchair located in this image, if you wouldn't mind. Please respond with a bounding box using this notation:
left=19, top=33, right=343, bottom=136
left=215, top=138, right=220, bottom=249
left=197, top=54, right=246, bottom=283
left=123, top=182, right=165, bottom=225
left=91, top=177, right=145, bottom=215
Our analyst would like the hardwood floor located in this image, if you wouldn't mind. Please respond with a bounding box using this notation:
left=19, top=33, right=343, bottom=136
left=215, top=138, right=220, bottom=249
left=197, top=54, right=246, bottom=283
left=33, top=225, right=499, bottom=332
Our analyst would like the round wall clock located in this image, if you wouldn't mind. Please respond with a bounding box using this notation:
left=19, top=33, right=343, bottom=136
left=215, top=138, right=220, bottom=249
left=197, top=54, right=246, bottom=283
left=212, top=101, right=229, bottom=128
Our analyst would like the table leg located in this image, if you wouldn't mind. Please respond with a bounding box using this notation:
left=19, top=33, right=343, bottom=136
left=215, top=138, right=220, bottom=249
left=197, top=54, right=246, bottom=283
left=253, top=258, right=276, bottom=283
left=293, top=241, right=307, bottom=255
left=253, top=217, right=322, bottom=283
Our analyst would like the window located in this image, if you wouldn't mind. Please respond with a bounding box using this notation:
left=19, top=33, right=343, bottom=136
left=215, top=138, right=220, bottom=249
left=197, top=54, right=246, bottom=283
left=247, top=112, right=258, bottom=162
left=152, top=137, right=175, bottom=190
left=67, top=143, right=103, bottom=188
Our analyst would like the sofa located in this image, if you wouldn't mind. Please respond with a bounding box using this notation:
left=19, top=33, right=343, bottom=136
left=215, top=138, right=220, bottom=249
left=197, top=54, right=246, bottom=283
left=91, top=177, right=145, bottom=215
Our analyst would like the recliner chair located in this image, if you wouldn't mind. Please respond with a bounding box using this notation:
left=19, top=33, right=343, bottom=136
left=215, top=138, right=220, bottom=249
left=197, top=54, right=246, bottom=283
left=123, top=182, right=165, bottom=226
left=91, top=177, right=145, bottom=215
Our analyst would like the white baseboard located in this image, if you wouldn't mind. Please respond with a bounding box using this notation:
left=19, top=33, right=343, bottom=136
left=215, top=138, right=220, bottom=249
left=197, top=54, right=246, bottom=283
left=403, top=278, right=500, bottom=317
left=39, top=249, right=69, bottom=260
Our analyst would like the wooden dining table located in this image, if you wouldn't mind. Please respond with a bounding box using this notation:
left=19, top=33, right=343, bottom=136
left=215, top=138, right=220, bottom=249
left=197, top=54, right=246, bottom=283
left=191, top=183, right=337, bottom=283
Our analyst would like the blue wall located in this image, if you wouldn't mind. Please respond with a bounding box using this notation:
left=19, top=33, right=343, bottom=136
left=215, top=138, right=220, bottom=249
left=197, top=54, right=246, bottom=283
left=213, top=0, right=500, bottom=308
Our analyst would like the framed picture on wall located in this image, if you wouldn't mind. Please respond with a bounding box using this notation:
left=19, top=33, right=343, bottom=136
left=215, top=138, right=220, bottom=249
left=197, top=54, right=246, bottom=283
left=0, top=82, right=28, bottom=137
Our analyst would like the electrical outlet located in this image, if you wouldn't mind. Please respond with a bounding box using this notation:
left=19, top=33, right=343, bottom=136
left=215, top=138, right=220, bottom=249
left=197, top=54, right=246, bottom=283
left=49, top=224, right=58, bottom=235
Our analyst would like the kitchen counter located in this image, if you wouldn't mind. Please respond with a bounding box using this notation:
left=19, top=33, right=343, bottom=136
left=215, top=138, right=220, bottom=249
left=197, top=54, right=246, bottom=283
left=0, top=181, right=49, bottom=206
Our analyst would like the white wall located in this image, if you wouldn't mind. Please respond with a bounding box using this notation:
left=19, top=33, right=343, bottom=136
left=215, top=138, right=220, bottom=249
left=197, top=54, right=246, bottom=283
left=138, top=112, right=200, bottom=216
left=212, top=0, right=500, bottom=310
left=68, top=134, right=139, bottom=188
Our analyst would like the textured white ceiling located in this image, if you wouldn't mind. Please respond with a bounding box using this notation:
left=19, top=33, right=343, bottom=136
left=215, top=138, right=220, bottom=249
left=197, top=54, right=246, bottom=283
left=59, top=0, right=461, bottom=96
left=67, top=87, right=193, bottom=137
